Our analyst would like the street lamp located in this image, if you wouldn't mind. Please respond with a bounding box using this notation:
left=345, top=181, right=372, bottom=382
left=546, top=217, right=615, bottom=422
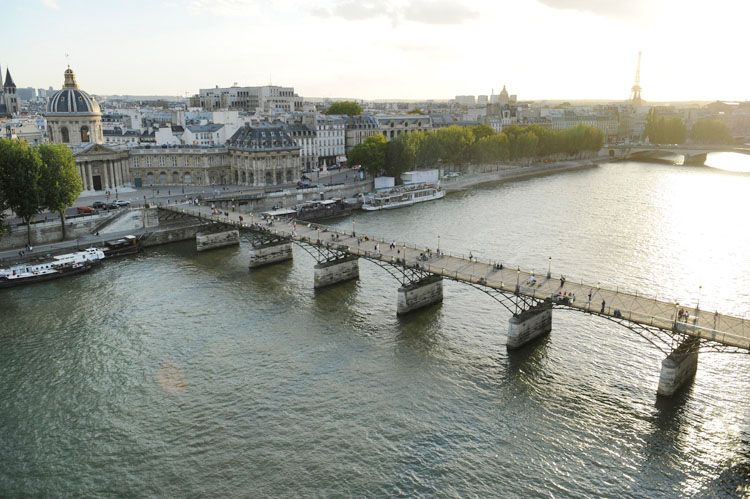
left=516, top=269, right=520, bottom=292
left=437, top=235, right=440, bottom=252
left=547, top=256, right=551, bottom=279
left=352, top=220, right=356, bottom=237
left=697, top=285, right=702, bottom=310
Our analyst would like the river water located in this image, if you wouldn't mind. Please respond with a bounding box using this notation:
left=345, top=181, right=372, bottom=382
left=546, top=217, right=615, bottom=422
left=1, top=156, right=749, bottom=497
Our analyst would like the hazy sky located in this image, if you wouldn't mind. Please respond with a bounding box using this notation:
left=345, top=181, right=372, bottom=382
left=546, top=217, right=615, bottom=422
left=2, top=0, right=748, bottom=102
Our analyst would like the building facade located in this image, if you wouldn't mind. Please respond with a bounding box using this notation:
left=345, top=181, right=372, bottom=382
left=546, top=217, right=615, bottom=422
left=128, top=147, right=231, bottom=187
left=228, top=122, right=301, bottom=186
left=344, top=115, right=379, bottom=151
left=198, top=85, right=302, bottom=113
left=376, top=115, right=433, bottom=140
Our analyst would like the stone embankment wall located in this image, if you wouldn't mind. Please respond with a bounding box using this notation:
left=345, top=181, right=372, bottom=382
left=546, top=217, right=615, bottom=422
left=205, top=180, right=373, bottom=212
left=0, top=213, right=116, bottom=250
left=441, top=158, right=607, bottom=193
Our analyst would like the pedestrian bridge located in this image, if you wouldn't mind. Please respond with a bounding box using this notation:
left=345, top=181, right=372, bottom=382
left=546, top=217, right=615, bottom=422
left=160, top=204, right=750, bottom=397
left=603, top=144, right=750, bottom=165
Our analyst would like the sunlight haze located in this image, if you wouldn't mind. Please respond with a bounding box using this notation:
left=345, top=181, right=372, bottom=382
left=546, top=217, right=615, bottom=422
left=3, top=0, right=749, bottom=101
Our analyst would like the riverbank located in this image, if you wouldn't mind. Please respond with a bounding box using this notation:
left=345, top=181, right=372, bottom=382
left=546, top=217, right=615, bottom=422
left=442, top=157, right=608, bottom=192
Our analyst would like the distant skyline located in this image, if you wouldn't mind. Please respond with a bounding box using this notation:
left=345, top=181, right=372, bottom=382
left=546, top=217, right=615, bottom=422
left=2, top=0, right=749, bottom=102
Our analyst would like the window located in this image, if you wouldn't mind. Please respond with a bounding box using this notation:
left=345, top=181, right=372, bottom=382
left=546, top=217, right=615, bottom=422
left=61, top=127, right=70, bottom=143
left=147, top=157, right=153, bottom=167
left=80, top=125, right=90, bottom=142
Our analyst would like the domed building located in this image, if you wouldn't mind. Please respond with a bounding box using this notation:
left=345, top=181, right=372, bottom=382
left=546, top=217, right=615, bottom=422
left=45, top=66, right=103, bottom=145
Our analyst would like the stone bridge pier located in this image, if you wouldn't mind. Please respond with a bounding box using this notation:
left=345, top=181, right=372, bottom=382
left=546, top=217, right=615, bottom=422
left=683, top=153, right=708, bottom=166
left=507, top=302, right=553, bottom=349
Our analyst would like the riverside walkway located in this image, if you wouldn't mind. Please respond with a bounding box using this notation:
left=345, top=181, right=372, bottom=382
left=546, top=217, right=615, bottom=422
left=165, top=204, right=750, bottom=352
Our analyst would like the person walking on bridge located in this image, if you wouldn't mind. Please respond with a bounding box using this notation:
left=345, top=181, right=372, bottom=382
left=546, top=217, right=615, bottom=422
left=601, top=299, right=606, bottom=314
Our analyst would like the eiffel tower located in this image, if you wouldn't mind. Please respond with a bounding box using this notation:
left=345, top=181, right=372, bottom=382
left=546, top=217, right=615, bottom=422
left=629, top=51, right=643, bottom=106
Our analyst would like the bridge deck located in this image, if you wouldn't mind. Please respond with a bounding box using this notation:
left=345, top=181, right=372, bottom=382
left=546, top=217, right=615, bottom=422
left=164, top=205, right=750, bottom=351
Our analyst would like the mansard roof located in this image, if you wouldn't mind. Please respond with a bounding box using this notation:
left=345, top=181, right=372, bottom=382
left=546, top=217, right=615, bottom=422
left=228, top=121, right=300, bottom=151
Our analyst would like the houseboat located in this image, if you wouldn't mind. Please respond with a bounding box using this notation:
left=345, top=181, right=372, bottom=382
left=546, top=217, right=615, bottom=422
left=0, top=260, right=93, bottom=288
left=102, top=235, right=139, bottom=257
left=361, top=182, right=444, bottom=211
left=295, top=199, right=352, bottom=222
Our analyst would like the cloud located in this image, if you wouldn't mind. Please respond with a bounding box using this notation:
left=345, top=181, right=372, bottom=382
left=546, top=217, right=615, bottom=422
left=312, top=0, right=478, bottom=25
left=42, top=0, right=60, bottom=9
left=186, top=0, right=259, bottom=17
left=535, top=0, right=651, bottom=20
left=403, top=0, right=478, bottom=24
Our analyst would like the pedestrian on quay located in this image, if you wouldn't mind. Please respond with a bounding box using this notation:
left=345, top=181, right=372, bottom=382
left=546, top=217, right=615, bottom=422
left=601, top=299, right=606, bottom=314
left=588, top=290, right=592, bottom=302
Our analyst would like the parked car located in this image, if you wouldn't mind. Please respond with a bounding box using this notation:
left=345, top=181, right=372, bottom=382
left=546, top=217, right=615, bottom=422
left=92, top=201, right=107, bottom=209
left=114, top=199, right=131, bottom=207
left=77, top=206, right=95, bottom=214
left=104, top=203, right=119, bottom=210
left=328, top=164, right=341, bottom=171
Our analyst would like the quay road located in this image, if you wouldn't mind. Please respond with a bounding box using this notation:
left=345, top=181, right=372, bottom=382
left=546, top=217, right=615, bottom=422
left=165, top=204, right=750, bottom=352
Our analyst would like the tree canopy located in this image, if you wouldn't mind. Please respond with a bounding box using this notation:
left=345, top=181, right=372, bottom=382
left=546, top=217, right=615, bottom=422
left=37, top=143, right=82, bottom=240
left=347, top=122, right=604, bottom=178
left=0, top=138, right=44, bottom=244
left=644, top=108, right=687, bottom=144
left=0, top=139, right=84, bottom=244
left=689, top=119, right=733, bottom=144
left=325, top=101, right=362, bottom=116
left=348, top=135, right=387, bottom=177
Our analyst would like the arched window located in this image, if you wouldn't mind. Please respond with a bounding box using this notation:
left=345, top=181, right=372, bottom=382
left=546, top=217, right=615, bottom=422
left=265, top=172, right=272, bottom=184
left=159, top=172, right=167, bottom=184
left=285, top=170, right=292, bottom=182
left=146, top=172, right=154, bottom=184
left=241, top=172, right=246, bottom=183
left=172, top=171, right=180, bottom=183
left=183, top=173, right=191, bottom=184
left=81, top=126, right=90, bottom=143
left=275, top=171, right=282, bottom=185
left=61, top=127, right=70, bottom=143
left=249, top=172, right=254, bottom=185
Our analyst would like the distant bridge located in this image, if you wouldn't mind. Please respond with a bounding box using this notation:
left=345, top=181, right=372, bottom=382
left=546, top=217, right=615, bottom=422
left=161, top=204, right=750, bottom=398
left=603, top=144, right=750, bottom=165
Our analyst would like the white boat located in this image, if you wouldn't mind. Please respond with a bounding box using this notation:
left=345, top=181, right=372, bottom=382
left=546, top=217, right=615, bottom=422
left=1, top=248, right=104, bottom=280
left=53, top=248, right=106, bottom=266
left=361, top=182, right=444, bottom=211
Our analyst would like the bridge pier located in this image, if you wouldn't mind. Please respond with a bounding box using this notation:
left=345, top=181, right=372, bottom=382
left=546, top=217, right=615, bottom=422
left=196, top=229, right=240, bottom=252
left=507, top=302, right=553, bottom=349
left=683, top=153, right=707, bottom=166
left=314, top=255, right=359, bottom=288
left=657, top=337, right=699, bottom=397
left=397, top=275, right=443, bottom=315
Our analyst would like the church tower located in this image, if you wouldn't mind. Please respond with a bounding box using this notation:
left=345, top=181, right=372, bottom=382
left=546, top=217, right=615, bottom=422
left=0, top=66, right=20, bottom=116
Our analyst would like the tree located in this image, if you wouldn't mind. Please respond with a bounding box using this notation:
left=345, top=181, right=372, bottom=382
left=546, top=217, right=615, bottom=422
left=407, top=108, right=425, bottom=115
left=37, top=143, right=82, bottom=240
left=385, top=134, right=415, bottom=179
left=644, top=108, right=686, bottom=144
left=0, top=138, right=44, bottom=245
left=326, top=101, right=362, bottom=116
left=435, top=126, right=475, bottom=165
left=690, top=119, right=733, bottom=144
left=347, top=134, right=387, bottom=177
left=469, top=124, right=495, bottom=141
left=409, top=131, right=443, bottom=169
